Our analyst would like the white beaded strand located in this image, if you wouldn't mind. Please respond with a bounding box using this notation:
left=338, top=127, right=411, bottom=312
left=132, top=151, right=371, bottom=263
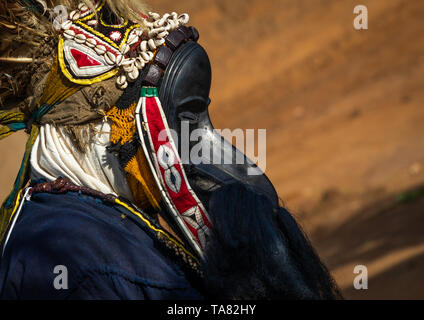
left=115, top=11, right=190, bottom=89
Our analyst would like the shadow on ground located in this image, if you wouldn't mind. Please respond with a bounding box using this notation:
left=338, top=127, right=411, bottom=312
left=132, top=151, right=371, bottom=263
left=312, top=185, right=424, bottom=299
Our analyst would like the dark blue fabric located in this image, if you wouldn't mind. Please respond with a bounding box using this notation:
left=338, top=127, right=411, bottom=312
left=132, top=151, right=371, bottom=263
left=0, top=192, right=203, bottom=300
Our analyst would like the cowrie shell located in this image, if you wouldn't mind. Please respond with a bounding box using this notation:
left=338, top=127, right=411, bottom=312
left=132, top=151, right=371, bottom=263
left=86, top=38, right=96, bottom=48
left=140, top=52, right=151, bottom=62
left=148, top=39, right=156, bottom=50
left=121, top=58, right=134, bottom=66
left=120, top=43, right=130, bottom=55
left=139, top=40, right=148, bottom=52
left=78, top=3, right=89, bottom=12
left=149, top=12, right=161, bottom=20
left=127, top=34, right=139, bottom=46
left=122, top=58, right=135, bottom=72
left=127, top=68, right=139, bottom=81
left=157, top=31, right=168, bottom=39
left=168, top=19, right=177, bottom=30
left=154, top=20, right=163, bottom=28
left=116, top=74, right=127, bottom=86
left=155, top=38, right=165, bottom=46
left=105, top=51, right=116, bottom=65
left=123, top=63, right=134, bottom=73
left=69, top=10, right=80, bottom=21
left=164, top=23, right=172, bottom=32
left=148, top=30, right=157, bottom=38
left=75, top=33, right=86, bottom=44
left=119, top=81, right=128, bottom=90
left=150, top=27, right=166, bottom=38
left=94, top=44, right=106, bottom=55
left=178, top=13, right=189, bottom=24
left=116, top=54, right=124, bottom=66
left=63, top=29, right=75, bottom=39
left=61, top=20, right=72, bottom=30
left=134, top=57, right=145, bottom=69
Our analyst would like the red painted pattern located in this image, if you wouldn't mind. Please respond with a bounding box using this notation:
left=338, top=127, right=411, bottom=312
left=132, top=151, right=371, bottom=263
left=145, top=96, right=212, bottom=246
left=70, top=49, right=102, bottom=68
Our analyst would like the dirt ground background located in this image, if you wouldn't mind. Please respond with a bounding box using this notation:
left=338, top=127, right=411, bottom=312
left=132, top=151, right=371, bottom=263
left=1, top=0, right=423, bottom=299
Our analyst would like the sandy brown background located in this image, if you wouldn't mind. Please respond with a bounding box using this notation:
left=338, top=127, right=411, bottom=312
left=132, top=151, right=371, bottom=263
left=1, top=0, right=423, bottom=299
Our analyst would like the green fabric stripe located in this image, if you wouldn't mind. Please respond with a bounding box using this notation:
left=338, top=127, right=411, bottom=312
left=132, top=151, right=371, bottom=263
left=8, top=123, right=27, bottom=131
left=140, top=87, right=158, bottom=98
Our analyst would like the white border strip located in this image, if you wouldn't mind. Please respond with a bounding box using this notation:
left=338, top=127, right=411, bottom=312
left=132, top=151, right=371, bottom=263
left=135, top=95, right=205, bottom=258
left=2, top=188, right=32, bottom=258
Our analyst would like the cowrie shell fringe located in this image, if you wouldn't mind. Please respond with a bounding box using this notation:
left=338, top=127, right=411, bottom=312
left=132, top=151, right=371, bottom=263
left=56, top=4, right=190, bottom=91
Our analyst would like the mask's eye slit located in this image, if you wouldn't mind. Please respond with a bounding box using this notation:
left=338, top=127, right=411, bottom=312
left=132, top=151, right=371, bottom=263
left=178, top=111, right=198, bottom=124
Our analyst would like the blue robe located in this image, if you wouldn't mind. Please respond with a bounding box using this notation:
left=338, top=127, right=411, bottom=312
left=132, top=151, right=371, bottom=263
left=0, top=191, right=203, bottom=300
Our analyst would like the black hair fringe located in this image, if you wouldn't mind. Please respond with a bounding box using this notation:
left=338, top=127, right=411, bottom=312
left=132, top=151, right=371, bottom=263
left=202, top=182, right=343, bottom=300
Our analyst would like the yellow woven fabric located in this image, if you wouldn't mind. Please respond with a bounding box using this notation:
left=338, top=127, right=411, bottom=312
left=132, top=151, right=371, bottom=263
left=125, top=148, right=161, bottom=210
left=107, top=103, right=137, bottom=145
left=0, top=111, right=25, bottom=124
left=38, top=58, right=83, bottom=107
left=0, top=126, right=14, bottom=140
left=107, top=101, right=162, bottom=210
